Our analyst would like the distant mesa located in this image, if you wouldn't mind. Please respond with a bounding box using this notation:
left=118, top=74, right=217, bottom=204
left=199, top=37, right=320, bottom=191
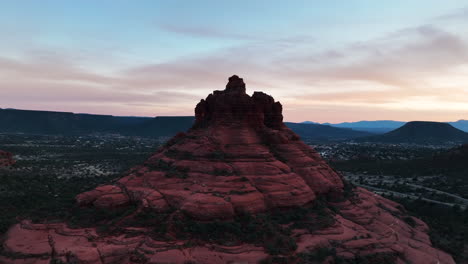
left=0, top=150, right=15, bottom=167
left=360, top=121, right=468, bottom=144
left=1, top=76, right=454, bottom=264
left=314, top=120, right=468, bottom=134
left=0, top=85, right=371, bottom=142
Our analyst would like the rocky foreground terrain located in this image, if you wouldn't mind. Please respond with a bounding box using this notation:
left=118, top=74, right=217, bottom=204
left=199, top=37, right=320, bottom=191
left=1, top=76, right=454, bottom=264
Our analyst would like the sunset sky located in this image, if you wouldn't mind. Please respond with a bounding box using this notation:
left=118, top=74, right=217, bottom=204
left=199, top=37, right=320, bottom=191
left=1, top=1, right=468, bottom=123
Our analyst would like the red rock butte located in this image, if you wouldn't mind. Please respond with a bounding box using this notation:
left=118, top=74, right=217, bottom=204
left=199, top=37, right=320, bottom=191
left=0, top=150, right=15, bottom=167
left=1, top=76, right=455, bottom=264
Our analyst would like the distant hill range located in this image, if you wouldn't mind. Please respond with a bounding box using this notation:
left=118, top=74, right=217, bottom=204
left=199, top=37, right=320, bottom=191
left=304, top=120, right=468, bottom=133
left=3, top=108, right=466, bottom=144
left=321, top=120, right=405, bottom=133
left=0, top=108, right=371, bottom=141
left=359, top=121, right=468, bottom=144
left=284, top=122, right=372, bottom=142
left=0, top=108, right=152, bottom=135
left=452, top=120, right=468, bottom=132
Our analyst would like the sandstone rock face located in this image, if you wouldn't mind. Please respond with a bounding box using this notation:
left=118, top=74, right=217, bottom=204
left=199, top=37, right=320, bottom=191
left=1, top=76, right=454, bottom=264
left=0, top=150, right=15, bottom=167
left=74, top=75, right=340, bottom=218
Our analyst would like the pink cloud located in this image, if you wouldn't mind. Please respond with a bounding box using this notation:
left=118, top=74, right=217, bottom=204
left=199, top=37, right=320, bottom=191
left=1, top=23, right=468, bottom=123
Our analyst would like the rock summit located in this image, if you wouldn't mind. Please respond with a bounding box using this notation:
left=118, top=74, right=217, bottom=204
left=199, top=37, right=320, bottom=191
left=1, top=76, right=454, bottom=264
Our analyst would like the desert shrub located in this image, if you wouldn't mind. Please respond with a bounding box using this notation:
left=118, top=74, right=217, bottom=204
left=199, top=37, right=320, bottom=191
left=388, top=197, right=468, bottom=263
left=267, top=145, right=288, bottom=163
left=167, top=199, right=336, bottom=255
left=264, top=235, right=297, bottom=255
left=286, top=199, right=336, bottom=232
left=146, top=159, right=189, bottom=179
left=206, top=151, right=226, bottom=161
left=228, top=190, right=251, bottom=195
left=147, top=159, right=172, bottom=171
left=129, top=250, right=148, bottom=263
left=67, top=205, right=136, bottom=230
left=403, top=216, right=417, bottom=227
left=350, top=252, right=398, bottom=264
left=165, top=149, right=194, bottom=160
left=213, top=168, right=234, bottom=176
left=260, top=256, right=295, bottom=264
left=166, top=169, right=188, bottom=179
left=297, top=249, right=398, bottom=264
left=297, top=247, right=337, bottom=263
left=49, top=259, right=67, bottom=264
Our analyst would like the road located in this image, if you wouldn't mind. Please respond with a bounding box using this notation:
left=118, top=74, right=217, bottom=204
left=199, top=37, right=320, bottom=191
left=352, top=182, right=467, bottom=210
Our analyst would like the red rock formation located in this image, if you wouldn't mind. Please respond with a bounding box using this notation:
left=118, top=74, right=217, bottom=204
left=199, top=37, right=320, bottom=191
left=1, top=76, right=454, bottom=264
left=0, top=150, right=15, bottom=167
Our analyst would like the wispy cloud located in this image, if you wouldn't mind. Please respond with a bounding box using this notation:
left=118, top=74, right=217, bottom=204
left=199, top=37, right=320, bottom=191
left=160, top=24, right=255, bottom=40
left=1, top=18, right=468, bottom=122
left=159, top=22, right=315, bottom=49
left=283, top=25, right=468, bottom=86
left=435, top=7, right=468, bottom=21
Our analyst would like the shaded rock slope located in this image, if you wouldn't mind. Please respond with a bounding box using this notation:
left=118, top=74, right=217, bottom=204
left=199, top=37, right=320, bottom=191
left=1, top=76, right=454, bottom=264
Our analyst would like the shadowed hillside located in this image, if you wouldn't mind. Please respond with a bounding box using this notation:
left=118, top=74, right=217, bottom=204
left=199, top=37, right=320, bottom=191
left=285, top=122, right=373, bottom=141
left=0, top=109, right=372, bottom=142
left=0, top=109, right=151, bottom=135
left=360, top=121, right=468, bottom=144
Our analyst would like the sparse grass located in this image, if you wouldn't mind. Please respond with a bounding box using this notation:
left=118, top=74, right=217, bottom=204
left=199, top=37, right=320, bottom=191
left=403, top=216, right=417, bottom=228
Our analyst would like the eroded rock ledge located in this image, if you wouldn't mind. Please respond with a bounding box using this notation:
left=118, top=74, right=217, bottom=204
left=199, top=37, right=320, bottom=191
left=0, top=76, right=455, bottom=264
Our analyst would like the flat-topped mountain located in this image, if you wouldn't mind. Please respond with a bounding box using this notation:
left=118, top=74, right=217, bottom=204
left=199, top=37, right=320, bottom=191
left=1, top=76, right=454, bottom=264
left=305, top=120, right=468, bottom=133
left=0, top=108, right=150, bottom=135
left=361, top=121, right=468, bottom=144
left=0, top=109, right=372, bottom=141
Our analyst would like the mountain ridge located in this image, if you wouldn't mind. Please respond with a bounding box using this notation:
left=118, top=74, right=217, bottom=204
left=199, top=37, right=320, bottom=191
left=359, top=121, right=468, bottom=144
left=0, top=108, right=372, bottom=141
left=303, top=120, right=468, bottom=133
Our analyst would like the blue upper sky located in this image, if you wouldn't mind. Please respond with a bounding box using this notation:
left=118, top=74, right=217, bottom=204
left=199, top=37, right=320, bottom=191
left=1, top=1, right=468, bottom=122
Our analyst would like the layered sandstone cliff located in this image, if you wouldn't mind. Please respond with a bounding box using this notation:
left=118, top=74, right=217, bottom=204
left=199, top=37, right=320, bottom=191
left=0, top=76, right=454, bottom=264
